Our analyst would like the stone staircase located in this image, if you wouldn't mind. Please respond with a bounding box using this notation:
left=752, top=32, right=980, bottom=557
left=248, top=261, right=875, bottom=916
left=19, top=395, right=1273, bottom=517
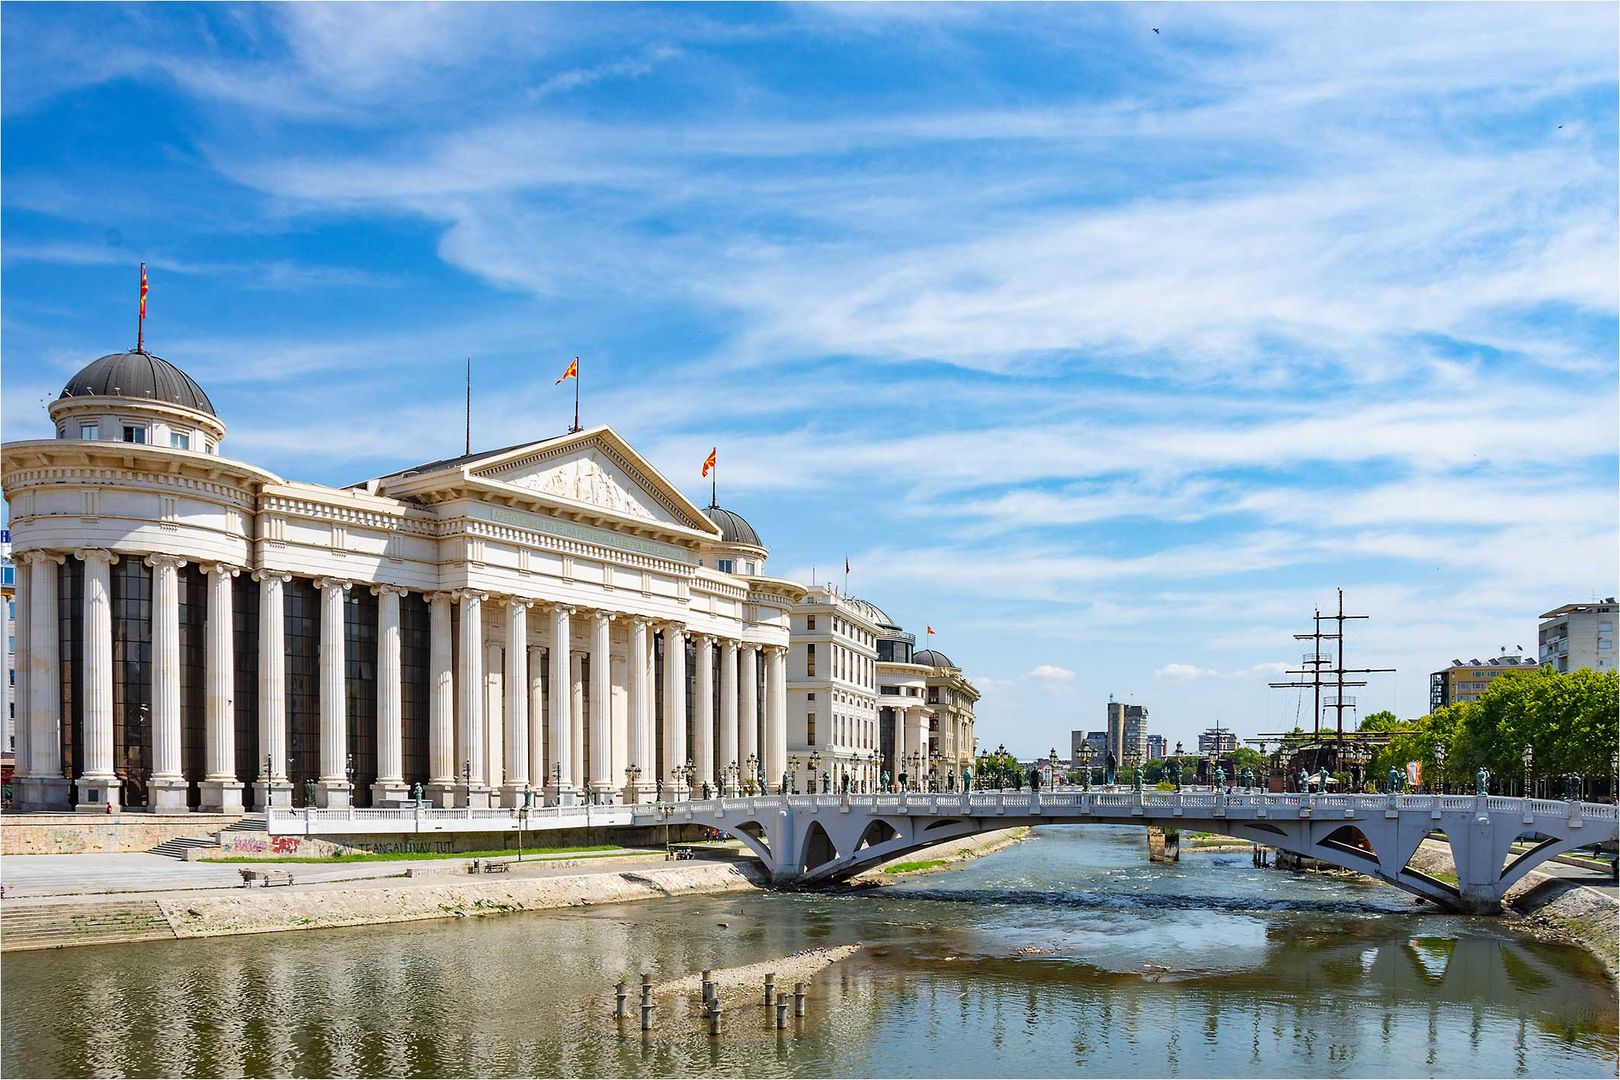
left=146, top=836, right=221, bottom=859
left=1, top=898, right=177, bottom=951
left=222, top=813, right=267, bottom=833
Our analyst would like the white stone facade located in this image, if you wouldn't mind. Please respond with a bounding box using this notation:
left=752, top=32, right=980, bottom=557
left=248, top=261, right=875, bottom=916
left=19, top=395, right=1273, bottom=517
left=3, top=354, right=803, bottom=813
left=786, top=586, right=881, bottom=792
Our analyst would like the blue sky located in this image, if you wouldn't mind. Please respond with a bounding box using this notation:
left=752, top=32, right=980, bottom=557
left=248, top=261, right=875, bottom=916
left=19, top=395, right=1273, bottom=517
left=4, top=3, right=1616, bottom=755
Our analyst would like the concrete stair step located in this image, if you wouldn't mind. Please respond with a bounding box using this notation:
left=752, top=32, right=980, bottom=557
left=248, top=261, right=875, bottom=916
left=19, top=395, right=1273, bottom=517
left=2, top=900, right=176, bottom=950
left=146, top=836, right=220, bottom=859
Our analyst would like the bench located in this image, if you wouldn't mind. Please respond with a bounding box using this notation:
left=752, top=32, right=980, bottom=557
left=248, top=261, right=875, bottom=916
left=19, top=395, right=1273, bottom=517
left=467, top=859, right=511, bottom=874
left=239, top=869, right=295, bottom=888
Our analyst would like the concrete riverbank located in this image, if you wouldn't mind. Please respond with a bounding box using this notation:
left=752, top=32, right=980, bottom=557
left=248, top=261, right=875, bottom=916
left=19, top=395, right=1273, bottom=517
left=0, top=826, right=1031, bottom=951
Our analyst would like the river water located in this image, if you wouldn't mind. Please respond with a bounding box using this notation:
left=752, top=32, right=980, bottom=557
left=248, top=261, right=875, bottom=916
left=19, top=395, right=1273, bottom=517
left=3, top=827, right=1615, bottom=1078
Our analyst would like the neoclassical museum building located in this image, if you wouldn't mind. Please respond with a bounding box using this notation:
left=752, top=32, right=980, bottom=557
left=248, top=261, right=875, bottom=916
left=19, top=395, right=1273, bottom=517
left=2, top=348, right=816, bottom=813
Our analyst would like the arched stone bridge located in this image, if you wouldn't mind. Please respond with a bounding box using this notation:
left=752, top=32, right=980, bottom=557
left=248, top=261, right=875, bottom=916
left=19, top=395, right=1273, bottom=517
left=640, top=790, right=1619, bottom=914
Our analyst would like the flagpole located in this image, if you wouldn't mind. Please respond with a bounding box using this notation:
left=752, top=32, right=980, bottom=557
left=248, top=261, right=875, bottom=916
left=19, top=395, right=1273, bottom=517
left=572, top=356, right=581, bottom=433
left=137, top=263, right=145, bottom=353
left=465, top=358, right=472, bottom=455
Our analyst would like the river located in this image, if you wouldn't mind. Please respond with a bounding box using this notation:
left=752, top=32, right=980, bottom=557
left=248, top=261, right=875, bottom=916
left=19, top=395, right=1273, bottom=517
left=3, top=827, right=1614, bottom=1078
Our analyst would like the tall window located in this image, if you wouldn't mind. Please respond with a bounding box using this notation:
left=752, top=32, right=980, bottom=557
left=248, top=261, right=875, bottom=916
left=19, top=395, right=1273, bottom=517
left=400, top=593, right=431, bottom=789
left=112, top=559, right=153, bottom=808
left=807, top=714, right=816, bottom=746
left=232, top=575, right=259, bottom=805
left=806, top=643, right=816, bottom=677
left=345, top=588, right=378, bottom=808
left=284, top=579, right=321, bottom=806
left=58, top=558, right=85, bottom=805
left=178, top=565, right=207, bottom=809
left=806, top=616, right=816, bottom=631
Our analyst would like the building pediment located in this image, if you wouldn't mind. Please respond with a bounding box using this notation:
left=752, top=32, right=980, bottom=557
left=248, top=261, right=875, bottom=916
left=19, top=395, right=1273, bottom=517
left=476, top=442, right=685, bottom=528
left=374, top=426, right=720, bottom=544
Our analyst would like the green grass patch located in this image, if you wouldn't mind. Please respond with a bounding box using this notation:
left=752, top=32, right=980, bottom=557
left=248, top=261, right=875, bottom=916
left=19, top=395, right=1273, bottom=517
left=883, top=859, right=950, bottom=874
left=203, top=843, right=624, bottom=864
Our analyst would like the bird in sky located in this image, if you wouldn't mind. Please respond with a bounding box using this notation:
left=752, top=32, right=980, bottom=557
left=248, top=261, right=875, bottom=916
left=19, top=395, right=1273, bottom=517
left=1152, top=27, right=1161, bottom=34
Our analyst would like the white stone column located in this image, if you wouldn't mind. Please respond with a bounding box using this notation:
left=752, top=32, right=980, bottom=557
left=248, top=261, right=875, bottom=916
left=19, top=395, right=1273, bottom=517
left=371, top=585, right=409, bottom=806
left=662, top=624, right=687, bottom=795
left=11, top=557, right=29, bottom=783
left=457, top=591, right=490, bottom=807
left=501, top=598, right=531, bottom=807
left=75, top=548, right=120, bottom=812
left=911, top=710, right=930, bottom=789
left=426, top=592, right=455, bottom=806
left=315, top=577, right=351, bottom=808
left=719, top=638, right=738, bottom=795
left=588, top=610, right=613, bottom=802
left=626, top=618, right=651, bottom=802
left=739, top=644, right=759, bottom=788
left=252, top=570, right=292, bottom=809
left=21, top=552, right=69, bottom=809
left=199, top=563, right=243, bottom=813
left=766, top=645, right=788, bottom=790
left=149, top=555, right=191, bottom=811
left=893, top=706, right=908, bottom=784
left=693, top=634, right=715, bottom=795
left=569, top=650, right=586, bottom=793
left=528, top=643, right=546, bottom=799
left=546, top=605, right=576, bottom=804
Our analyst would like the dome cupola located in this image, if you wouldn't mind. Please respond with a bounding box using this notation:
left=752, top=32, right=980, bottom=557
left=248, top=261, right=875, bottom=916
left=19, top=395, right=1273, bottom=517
left=699, top=503, right=767, bottom=577
left=49, top=349, right=225, bottom=453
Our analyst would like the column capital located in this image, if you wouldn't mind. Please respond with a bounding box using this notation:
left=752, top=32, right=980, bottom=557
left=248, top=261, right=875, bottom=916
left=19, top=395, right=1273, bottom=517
left=452, top=589, right=489, bottom=604
left=74, top=548, right=119, bottom=566
left=551, top=603, right=576, bottom=617
left=315, top=576, right=352, bottom=594
left=205, top=562, right=241, bottom=579
left=767, top=643, right=787, bottom=658
left=588, top=608, right=613, bottom=626
left=694, top=631, right=715, bottom=646
left=628, top=615, right=651, bottom=631
left=251, top=568, right=291, bottom=584
left=145, top=553, right=189, bottom=571
left=371, top=583, right=410, bottom=599
left=500, top=594, right=537, bottom=610
left=663, top=621, right=687, bottom=636
left=427, top=590, right=456, bottom=604
left=720, top=637, right=738, bottom=654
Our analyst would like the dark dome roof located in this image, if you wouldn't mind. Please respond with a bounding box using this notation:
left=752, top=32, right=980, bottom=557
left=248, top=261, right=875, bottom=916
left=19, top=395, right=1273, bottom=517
left=844, top=597, right=891, bottom=627
left=59, top=350, right=215, bottom=416
left=702, top=505, right=762, bottom=548
left=913, top=648, right=955, bottom=669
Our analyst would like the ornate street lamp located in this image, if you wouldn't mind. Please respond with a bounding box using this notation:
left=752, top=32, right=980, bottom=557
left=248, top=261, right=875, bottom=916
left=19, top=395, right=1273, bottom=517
left=1611, top=750, right=1618, bottom=805
left=1522, top=743, right=1534, bottom=798
left=1079, top=743, right=1093, bottom=791
left=1433, top=743, right=1447, bottom=796
left=625, top=763, right=641, bottom=803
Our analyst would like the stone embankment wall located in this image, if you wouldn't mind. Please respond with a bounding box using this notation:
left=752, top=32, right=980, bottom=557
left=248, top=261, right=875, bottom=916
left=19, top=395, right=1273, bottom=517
left=162, top=862, right=763, bottom=941
left=1, top=813, right=245, bottom=855
left=218, top=822, right=719, bottom=859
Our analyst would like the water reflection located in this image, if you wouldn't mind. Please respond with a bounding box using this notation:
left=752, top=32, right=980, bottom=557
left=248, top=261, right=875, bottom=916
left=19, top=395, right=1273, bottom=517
left=2, top=827, right=1614, bottom=1078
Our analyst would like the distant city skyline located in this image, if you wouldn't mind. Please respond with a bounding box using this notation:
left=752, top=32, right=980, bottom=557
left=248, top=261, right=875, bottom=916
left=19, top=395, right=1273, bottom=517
left=2, top=4, right=1615, bottom=755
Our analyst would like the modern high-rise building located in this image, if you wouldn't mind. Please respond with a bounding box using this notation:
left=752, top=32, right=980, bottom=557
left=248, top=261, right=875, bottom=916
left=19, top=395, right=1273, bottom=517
left=1146, top=734, right=1166, bottom=761
left=1105, top=698, right=1148, bottom=766
left=1538, top=600, right=1617, bottom=674
left=1429, top=652, right=1539, bottom=711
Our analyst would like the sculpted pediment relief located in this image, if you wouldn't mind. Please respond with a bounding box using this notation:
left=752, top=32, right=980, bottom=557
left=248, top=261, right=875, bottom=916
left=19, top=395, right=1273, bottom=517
left=480, top=445, right=684, bottom=527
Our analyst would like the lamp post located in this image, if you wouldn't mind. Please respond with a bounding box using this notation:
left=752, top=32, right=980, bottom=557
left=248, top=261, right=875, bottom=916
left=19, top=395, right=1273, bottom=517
left=625, top=763, right=641, bottom=804
left=517, top=786, right=531, bottom=861
left=1433, top=743, right=1447, bottom=796
left=681, top=761, right=695, bottom=800
left=1522, top=743, right=1533, bottom=799
left=745, top=753, right=759, bottom=794
left=1611, top=750, right=1618, bottom=805
left=345, top=753, right=356, bottom=803
left=1079, top=743, right=1093, bottom=791
left=788, top=755, right=800, bottom=794
left=807, top=752, right=821, bottom=795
